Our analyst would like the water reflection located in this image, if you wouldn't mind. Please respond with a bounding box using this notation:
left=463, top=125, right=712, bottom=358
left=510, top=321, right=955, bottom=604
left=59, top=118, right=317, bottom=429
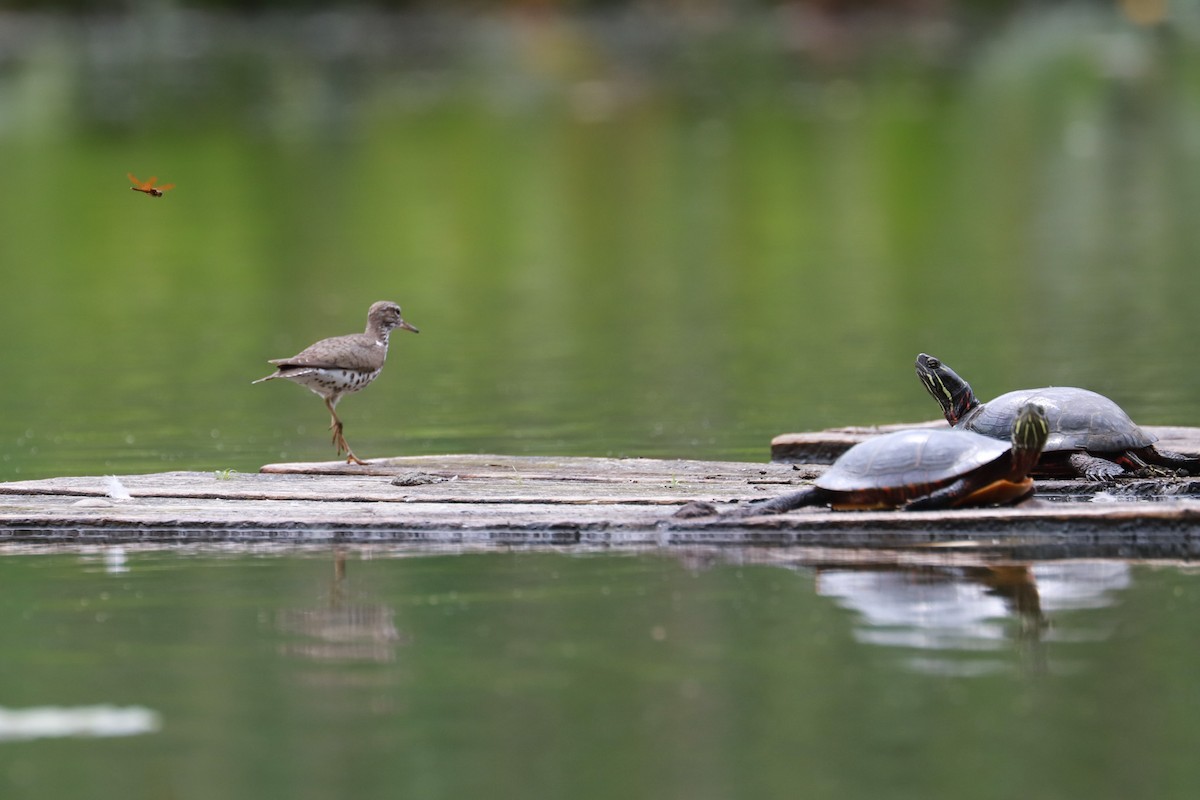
left=103, top=545, right=129, bottom=574
left=0, top=705, right=160, bottom=742
left=814, top=561, right=1130, bottom=676
left=274, top=550, right=406, bottom=664
left=0, top=546, right=1194, bottom=800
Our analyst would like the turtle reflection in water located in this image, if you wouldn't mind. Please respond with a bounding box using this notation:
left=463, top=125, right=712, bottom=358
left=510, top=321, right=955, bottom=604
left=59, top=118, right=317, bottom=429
left=735, top=402, right=1049, bottom=516
left=915, top=353, right=1200, bottom=480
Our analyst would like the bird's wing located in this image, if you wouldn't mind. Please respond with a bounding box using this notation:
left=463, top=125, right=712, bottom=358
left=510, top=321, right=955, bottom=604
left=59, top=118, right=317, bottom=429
left=269, top=335, right=381, bottom=371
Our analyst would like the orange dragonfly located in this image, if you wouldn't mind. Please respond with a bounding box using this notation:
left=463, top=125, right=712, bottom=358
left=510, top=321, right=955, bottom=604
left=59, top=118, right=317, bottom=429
left=128, top=173, right=175, bottom=197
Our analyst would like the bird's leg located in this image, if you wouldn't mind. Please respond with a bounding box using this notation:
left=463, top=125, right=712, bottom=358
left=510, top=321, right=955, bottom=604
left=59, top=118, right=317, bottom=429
left=324, top=398, right=343, bottom=446
left=324, top=397, right=367, bottom=465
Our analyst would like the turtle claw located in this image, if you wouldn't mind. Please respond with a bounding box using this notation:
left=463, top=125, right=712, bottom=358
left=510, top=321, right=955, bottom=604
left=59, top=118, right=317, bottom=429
left=1141, top=464, right=1184, bottom=479
left=1070, top=453, right=1127, bottom=482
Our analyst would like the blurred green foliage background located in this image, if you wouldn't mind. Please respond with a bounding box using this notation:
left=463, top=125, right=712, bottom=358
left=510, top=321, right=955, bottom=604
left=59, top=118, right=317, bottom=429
left=1, top=0, right=1198, bottom=478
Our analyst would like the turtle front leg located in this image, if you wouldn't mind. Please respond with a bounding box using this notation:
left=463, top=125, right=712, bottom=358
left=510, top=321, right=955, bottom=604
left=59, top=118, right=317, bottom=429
left=1069, top=453, right=1127, bottom=481
left=902, top=479, right=971, bottom=511
left=907, top=478, right=1036, bottom=511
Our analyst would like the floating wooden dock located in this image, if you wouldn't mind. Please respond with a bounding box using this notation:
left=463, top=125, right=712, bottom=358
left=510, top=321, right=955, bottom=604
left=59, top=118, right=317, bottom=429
left=771, top=421, right=1200, bottom=465
left=0, top=423, right=1198, bottom=557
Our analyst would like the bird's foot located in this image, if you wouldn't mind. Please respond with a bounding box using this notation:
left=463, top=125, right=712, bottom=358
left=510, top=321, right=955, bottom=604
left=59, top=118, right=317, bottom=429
left=334, top=431, right=367, bottom=465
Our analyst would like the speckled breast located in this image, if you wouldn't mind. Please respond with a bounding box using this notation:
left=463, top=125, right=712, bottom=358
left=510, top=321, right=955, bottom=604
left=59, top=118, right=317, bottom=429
left=291, top=368, right=382, bottom=396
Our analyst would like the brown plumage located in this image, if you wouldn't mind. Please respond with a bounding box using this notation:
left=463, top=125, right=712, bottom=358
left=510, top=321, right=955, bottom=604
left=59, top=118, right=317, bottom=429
left=254, top=301, right=419, bottom=465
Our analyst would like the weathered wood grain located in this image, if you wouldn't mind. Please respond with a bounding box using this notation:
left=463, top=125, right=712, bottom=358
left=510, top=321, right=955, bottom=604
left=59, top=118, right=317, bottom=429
left=0, top=453, right=1198, bottom=557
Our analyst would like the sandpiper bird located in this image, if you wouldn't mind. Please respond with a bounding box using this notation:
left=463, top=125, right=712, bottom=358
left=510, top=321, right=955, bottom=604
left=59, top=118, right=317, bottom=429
left=253, top=301, right=419, bottom=465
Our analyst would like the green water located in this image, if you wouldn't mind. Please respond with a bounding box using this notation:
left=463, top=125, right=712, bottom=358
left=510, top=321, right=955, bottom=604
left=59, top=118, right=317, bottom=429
left=0, top=548, right=1197, bottom=800
left=3, top=7, right=1200, bottom=479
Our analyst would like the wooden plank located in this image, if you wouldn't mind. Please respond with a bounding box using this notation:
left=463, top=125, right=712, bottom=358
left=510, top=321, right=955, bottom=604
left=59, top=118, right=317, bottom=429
left=1, top=456, right=811, bottom=504
left=771, top=423, right=1200, bottom=463
left=0, top=454, right=1197, bottom=557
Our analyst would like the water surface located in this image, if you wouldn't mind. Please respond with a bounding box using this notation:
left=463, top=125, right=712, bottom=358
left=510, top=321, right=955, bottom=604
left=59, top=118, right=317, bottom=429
left=0, top=547, right=1196, bottom=799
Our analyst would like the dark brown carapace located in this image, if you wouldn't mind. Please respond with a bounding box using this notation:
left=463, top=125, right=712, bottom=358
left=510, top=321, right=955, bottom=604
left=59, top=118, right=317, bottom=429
left=128, top=173, right=175, bottom=197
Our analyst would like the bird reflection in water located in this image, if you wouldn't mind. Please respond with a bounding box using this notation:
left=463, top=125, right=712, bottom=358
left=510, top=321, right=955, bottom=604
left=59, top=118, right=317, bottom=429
left=814, top=560, right=1130, bottom=676
left=275, top=550, right=406, bottom=664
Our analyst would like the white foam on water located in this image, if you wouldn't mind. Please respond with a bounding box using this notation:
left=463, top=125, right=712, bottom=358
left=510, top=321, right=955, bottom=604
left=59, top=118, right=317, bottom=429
left=0, top=705, right=161, bottom=741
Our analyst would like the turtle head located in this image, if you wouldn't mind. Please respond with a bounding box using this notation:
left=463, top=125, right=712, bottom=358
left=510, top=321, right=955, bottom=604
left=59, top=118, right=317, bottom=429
left=915, top=353, right=978, bottom=426
left=1010, top=402, right=1050, bottom=474
left=1012, top=403, right=1049, bottom=452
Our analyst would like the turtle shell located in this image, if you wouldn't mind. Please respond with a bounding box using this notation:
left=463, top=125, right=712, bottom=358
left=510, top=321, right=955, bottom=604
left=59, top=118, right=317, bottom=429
left=817, top=428, right=1011, bottom=495
left=961, top=387, right=1155, bottom=453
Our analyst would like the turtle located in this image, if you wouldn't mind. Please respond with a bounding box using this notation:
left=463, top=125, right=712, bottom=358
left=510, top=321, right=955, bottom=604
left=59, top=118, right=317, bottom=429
left=737, top=402, right=1049, bottom=515
left=915, top=353, right=1200, bottom=480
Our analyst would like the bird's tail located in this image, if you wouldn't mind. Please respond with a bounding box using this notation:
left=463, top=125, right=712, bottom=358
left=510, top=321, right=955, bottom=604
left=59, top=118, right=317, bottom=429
left=253, top=366, right=321, bottom=384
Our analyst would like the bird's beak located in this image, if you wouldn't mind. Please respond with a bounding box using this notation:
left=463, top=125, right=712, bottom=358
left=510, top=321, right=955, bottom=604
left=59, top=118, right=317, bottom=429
left=399, top=320, right=420, bottom=334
